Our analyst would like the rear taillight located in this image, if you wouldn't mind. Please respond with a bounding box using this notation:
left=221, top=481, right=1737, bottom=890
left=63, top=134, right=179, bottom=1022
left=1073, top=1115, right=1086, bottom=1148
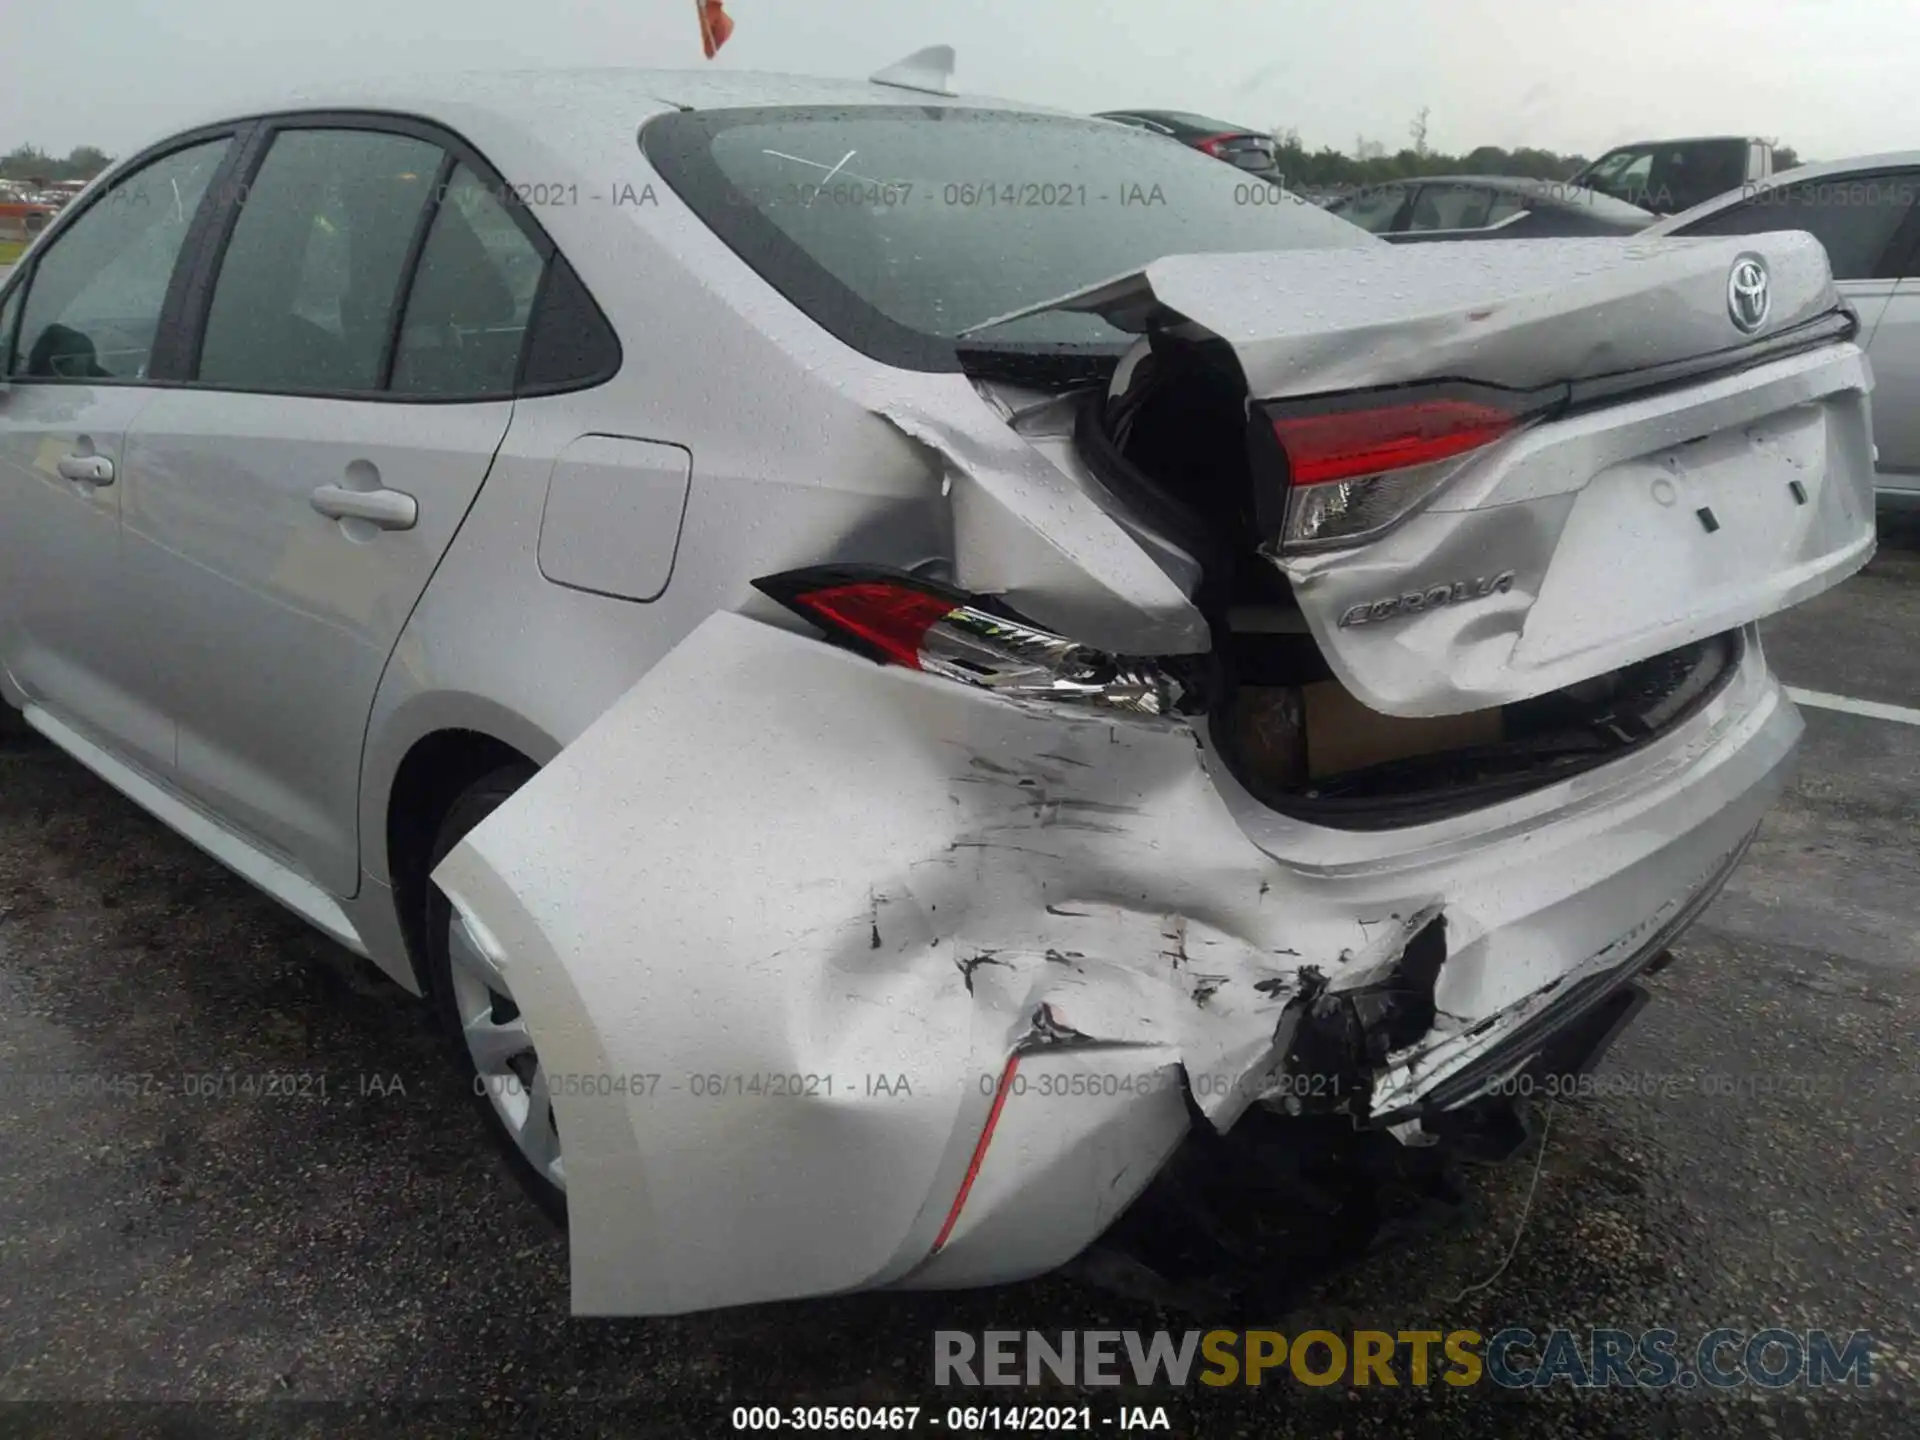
left=1192, top=132, right=1239, bottom=158
left=753, top=566, right=1195, bottom=716
left=1255, top=382, right=1562, bottom=553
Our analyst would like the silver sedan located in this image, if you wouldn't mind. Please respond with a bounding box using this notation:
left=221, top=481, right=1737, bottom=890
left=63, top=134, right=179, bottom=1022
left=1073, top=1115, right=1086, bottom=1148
left=0, top=65, right=1876, bottom=1316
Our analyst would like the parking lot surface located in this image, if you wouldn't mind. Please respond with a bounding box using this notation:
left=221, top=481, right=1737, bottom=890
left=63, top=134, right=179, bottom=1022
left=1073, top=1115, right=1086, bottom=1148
left=2, top=524, right=1918, bottom=1439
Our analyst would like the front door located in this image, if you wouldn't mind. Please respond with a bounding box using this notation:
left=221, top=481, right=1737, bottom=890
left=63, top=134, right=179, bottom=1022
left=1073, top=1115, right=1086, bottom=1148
left=0, top=135, right=232, bottom=773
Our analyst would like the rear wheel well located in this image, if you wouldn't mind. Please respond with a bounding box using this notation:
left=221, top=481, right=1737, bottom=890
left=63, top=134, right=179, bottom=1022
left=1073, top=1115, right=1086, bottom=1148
left=387, top=730, right=534, bottom=993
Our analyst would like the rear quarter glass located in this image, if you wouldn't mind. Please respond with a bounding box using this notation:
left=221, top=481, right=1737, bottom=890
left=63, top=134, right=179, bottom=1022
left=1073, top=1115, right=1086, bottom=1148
left=639, top=105, right=1372, bottom=371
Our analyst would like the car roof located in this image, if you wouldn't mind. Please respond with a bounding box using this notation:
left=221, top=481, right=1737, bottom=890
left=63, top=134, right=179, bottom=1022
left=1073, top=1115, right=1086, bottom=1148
left=112, top=68, right=1087, bottom=225
left=1643, top=149, right=1920, bottom=234
left=1094, top=108, right=1252, bottom=133
left=1591, top=135, right=1757, bottom=150
left=165, top=65, right=1072, bottom=139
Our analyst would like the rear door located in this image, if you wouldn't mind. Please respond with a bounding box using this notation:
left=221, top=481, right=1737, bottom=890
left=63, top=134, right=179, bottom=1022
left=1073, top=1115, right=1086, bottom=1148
left=0, top=134, right=234, bottom=772
left=1841, top=183, right=1920, bottom=495
left=1872, top=268, right=1920, bottom=499
left=121, top=119, right=550, bottom=897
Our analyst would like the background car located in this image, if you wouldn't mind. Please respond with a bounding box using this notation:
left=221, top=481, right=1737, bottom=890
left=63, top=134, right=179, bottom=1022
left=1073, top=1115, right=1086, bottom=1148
left=1094, top=108, right=1279, bottom=174
left=1571, top=135, right=1774, bottom=216
left=1326, top=176, right=1654, bottom=239
left=1644, top=152, right=1920, bottom=515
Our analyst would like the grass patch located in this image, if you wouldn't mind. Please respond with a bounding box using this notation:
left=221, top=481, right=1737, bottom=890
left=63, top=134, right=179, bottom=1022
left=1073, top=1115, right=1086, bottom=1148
left=0, top=240, right=24, bottom=265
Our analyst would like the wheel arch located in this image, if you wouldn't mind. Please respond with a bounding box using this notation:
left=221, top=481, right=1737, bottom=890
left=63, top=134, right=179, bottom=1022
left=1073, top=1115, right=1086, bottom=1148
left=370, top=699, right=559, bottom=992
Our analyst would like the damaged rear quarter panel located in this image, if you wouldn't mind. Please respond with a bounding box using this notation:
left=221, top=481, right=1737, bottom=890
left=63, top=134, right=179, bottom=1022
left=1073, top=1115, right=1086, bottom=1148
left=431, top=610, right=1326, bottom=1316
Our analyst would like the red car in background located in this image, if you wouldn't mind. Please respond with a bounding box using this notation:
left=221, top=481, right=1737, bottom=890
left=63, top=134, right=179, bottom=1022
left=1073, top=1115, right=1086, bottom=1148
left=1095, top=108, right=1280, bottom=176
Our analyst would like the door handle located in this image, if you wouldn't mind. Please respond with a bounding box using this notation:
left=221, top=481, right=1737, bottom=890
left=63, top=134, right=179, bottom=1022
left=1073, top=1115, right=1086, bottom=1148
left=310, top=484, right=417, bottom=531
left=57, top=454, right=114, bottom=485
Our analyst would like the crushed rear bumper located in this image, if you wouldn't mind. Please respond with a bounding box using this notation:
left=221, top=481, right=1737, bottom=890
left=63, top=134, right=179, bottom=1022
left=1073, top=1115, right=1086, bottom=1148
left=432, top=615, right=1798, bottom=1315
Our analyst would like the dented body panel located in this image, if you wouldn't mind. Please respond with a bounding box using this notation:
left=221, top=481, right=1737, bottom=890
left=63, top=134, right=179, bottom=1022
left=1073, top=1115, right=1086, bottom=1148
left=970, top=234, right=1840, bottom=395
left=1281, top=342, right=1876, bottom=715
left=8, top=71, right=1860, bottom=1321
left=988, top=234, right=1875, bottom=716
left=435, top=614, right=1798, bottom=1316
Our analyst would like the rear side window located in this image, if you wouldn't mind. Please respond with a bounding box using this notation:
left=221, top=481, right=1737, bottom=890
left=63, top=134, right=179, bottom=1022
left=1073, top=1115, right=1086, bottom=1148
left=14, top=137, right=229, bottom=380
left=1672, top=142, right=1748, bottom=203
left=1409, top=184, right=1493, bottom=232
left=197, top=128, right=442, bottom=392
left=519, top=254, right=622, bottom=391
left=391, top=164, right=545, bottom=397
left=1678, top=173, right=1919, bottom=280
left=1486, top=192, right=1529, bottom=225
left=1329, top=186, right=1407, bottom=233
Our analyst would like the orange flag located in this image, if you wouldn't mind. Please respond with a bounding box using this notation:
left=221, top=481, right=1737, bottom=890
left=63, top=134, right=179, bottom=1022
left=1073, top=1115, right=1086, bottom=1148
left=697, top=0, right=734, bottom=58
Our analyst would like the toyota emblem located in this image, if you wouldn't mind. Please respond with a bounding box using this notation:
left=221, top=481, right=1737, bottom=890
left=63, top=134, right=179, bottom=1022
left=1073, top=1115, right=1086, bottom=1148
left=1728, top=255, right=1771, bottom=334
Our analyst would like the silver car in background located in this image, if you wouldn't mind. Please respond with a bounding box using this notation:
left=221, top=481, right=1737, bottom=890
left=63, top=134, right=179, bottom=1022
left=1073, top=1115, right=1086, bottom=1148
left=0, top=68, right=1876, bottom=1316
left=1644, top=151, right=1920, bottom=515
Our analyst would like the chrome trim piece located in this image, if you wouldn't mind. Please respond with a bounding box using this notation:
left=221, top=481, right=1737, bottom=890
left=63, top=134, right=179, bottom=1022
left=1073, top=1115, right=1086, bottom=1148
left=922, top=605, right=1185, bottom=716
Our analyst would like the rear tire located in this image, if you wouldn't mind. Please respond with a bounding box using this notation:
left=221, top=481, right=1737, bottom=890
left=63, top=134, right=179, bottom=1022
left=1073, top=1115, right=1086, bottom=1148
left=422, top=762, right=567, bottom=1225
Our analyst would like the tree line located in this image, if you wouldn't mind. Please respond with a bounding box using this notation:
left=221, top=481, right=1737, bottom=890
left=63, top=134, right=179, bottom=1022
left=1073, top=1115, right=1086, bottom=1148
left=1, top=145, right=114, bottom=185
left=1267, top=114, right=1799, bottom=190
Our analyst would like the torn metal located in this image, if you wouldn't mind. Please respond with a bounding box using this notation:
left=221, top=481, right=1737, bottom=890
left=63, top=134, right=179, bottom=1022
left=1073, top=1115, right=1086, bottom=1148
left=433, top=603, right=1800, bottom=1316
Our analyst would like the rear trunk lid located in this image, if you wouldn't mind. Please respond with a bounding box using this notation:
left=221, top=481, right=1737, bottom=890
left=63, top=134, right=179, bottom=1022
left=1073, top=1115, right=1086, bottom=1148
left=969, top=232, right=1840, bottom=396
left=975, top=232, right=1876, bottom=717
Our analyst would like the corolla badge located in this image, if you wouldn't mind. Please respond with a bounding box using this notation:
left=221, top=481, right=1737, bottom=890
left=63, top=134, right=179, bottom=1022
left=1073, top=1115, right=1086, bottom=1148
left=1338, top=571, right=1517, bottom=628
left=1727, top=255, right=1771, bottom=334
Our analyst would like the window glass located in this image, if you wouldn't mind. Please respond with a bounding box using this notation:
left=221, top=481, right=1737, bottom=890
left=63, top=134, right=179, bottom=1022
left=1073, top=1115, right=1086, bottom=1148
left=1409, top=184, right=1494, bottom=231
left=391, top=165, right=546, bottom=396
left=14, top=138, right=229, bottom=380
left=1327, top=185, right=1408, bottom=233
left=1585, top=147, right=1655, bottom=188
left=198, top=129, right=442, bottom=391
left=519, top=254, right=621, bottom=390
left=1678, top=174, right=1919, bottom=281
left=1486, top=191, right=1529, bottom=225
left=1658, top=144, right=1745, bottom=206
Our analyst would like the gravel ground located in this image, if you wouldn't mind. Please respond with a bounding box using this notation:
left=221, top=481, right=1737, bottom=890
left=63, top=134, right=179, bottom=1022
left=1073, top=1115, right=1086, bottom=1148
left=1, top=523, right=1917, bottom=1439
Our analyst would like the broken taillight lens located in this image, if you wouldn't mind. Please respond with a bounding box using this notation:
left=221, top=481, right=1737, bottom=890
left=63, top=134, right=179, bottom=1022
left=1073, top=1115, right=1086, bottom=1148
left=752, top=566, right=1193, bottom=716
left=1258, top=382, right=1562, bottom=553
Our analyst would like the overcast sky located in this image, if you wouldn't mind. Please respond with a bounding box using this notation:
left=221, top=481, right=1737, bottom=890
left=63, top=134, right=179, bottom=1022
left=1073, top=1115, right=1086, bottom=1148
left=1, top=0, right=1908, bottom=163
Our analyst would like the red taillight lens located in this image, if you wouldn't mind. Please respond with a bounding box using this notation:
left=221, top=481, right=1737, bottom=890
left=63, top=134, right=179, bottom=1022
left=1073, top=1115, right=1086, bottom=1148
left=782, top=582, right=959, bottom=670
left=752, top=566, right=1196, bottom=716
left=1256, top=383, right=1562, bottom=553
left=1192, top=132, right=1237, bottom=157
left=1270, top=399, right=1521, bottom=486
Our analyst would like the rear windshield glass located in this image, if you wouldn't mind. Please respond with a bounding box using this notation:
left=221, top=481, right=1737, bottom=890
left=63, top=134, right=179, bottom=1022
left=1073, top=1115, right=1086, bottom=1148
left=641, top=106, right=1373, bottom=370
